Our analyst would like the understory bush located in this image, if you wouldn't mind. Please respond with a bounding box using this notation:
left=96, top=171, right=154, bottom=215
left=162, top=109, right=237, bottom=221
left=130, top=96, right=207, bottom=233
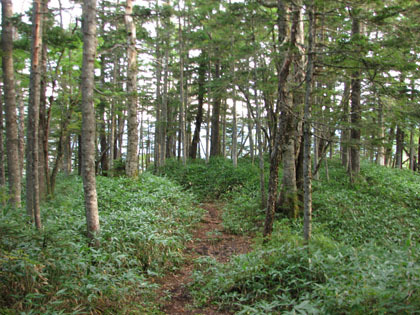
left=190, top=221, right=420, bottom=314
left=185, top=159, right=420, bottom=313
left=159, top=157, right=263, bottom=201
left=0, top=173, right=202, bottom=314
left=313, top=160, right=420, bottom=246
left=160, top=157, right=268, bottom=234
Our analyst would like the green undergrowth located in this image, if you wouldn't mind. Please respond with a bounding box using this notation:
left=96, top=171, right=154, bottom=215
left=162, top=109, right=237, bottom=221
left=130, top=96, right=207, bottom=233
left=0, top=173, right=202, bottom=314
left=313, top=160, right=420, bottom=246
left=160, top=157, right=268, bottom=234
left=190, top=222, right=420, bottom=314
left=161, top=157, right=420, bottom=313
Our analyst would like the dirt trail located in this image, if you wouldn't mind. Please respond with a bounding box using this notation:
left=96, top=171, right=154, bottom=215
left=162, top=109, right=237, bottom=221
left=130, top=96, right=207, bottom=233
left=157, top=202, right=252, bottom=315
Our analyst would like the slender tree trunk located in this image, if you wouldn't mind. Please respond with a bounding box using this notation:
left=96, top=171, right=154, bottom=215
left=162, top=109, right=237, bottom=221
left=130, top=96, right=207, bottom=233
left=222, top=100, right=227, bottom=158
left=247, top=103, right=254, bottom=163
left=191, top=53, right=206, bottom=159
left=178, top=10, right=187, bottom=165
left=17, top=84, right=25, bottom=179
left=81, top=0, right=100, bottom=242
left=231, top=83, right=238, bottom=167
left=395, top=125, right=404, bottom=169
left=125, top=0, right=139, bottom=176
left=253, top=63, right=266, bottom=208
left=1, top=0, right=21, bottom=207
left=376, top=95, right=385, bottom=165
left=205, top=60, right=211, bottom=163
left=39, top=27, right=48, bottom=199
left=340, top=82, right=350, bottom=168
left=154, top=0, right=162, bottom=170
left=0, top=91, right=5, bottom=189
left=385, top=125, right=395, bottom=167
left=210, top=59, right=221, bottom=157
left=26, top=0, right=43, bottom=228
left=349, top=12, right=361, bottom=181
left=160, top=38, right=169, bottom=166
left=409, top=129, right=414, bottom=171
left=303, top=0, right=314, bottom=242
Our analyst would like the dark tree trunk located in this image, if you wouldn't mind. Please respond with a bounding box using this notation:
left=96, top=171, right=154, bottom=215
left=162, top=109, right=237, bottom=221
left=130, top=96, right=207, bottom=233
left=349, top=12, right=361, bottom=182
left=395, top=125, right=404, bottom=169
left=210, top=59, right=221, bottom=157
left=190, top=54, right=206, bottom=159
left=0, top=91, right=5, bottom=189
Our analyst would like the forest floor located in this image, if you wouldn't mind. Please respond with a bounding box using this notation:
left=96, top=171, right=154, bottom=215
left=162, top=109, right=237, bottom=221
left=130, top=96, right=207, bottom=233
left=155, top=202, right=252, bottom=315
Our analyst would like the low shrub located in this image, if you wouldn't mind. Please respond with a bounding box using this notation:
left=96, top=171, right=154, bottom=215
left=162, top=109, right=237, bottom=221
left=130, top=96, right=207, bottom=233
left=0, top=173, right=202, bottom=314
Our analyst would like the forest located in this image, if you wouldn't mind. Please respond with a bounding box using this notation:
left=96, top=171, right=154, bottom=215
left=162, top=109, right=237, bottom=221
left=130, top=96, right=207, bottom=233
left=1, top=0, right=420, bottom=313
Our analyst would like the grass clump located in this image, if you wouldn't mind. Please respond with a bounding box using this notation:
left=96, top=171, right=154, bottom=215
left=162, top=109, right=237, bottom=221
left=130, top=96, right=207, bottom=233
left=0, top=173, right=202, bottom=314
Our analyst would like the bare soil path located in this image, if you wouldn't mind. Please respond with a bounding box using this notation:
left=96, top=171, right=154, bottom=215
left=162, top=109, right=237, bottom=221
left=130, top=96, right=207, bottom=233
left=156, top=202, right=252, bottom=314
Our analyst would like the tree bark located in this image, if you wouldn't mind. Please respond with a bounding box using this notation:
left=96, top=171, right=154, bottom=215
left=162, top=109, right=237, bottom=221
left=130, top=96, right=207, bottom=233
left=376, top=94, right=385, bottom=166
left=349, top=12, right=361, bottom=182
left=81, top=0, right=100, bottom=242
left=303, top=0, right=314, bottom=242
left=1, top=0, right=22, bottom=207
left=0, top=90, right=5, bottom=189
left=191, top=53, right=206, bottom=159
left=125, top=0, right=139, bottom=176
left=178, top=9, right=187, bottom=165
left=264, top=2, right=299, bottom=237
left=26, top=0, right=43, bottom=229
left=395, top=125, right=404, bottom=169
left=409, top=129, right=414, bottom=171
left=210, top=59, right=221, bottom=157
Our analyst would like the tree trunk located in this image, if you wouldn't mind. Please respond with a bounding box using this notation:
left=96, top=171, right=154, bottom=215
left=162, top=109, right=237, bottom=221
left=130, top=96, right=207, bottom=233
left=205, top=61, right=211, bottom=163
left=39, top=18, right=50, bottom=198
left=264, top=2, right=298, bottom=237
left=160, top=36, right=169, bottom=166
left=395, top=125, right=404, bottom=169
left=253, top=63, right=266, bottom=208
left=178, top=10, right=187, bottom=165
left=303, top=0, right=314, bottom=242
left=26, top=0, right=44, bottom=229
left=0, top=91, right=5, bottom=189
left=376, top=95, right=385, bottom=165
left=340, top=81, right=350, bottom=168
left=81, top=0, right=100, bottom=242
left=125, top=0, right=139, bottom=177
left=191, top=53, right=206, bottom=159
left=1, top=0, right=22, bottom=207
left=17, top=84, right=25, bottom=179
left=154, top=1, right=162, bottom=170
left=210, top=59, right=221, bottom=157
left=409, top=129, right=414, bottom=171
left=349, top=12, right=361, bottom=182
left=385, top=125, right=395, bottom=167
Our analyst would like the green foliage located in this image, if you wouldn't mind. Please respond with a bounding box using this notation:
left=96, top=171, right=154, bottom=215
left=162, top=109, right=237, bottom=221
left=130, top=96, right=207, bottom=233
left=0, top=174, right=203, bottom=314
left=313, top=160, right=420, bottom=246
left=159, top=157, right=262, bottom=201
left=190, top=222, right=420, bottom=314
left=185, top=159, right=420, bottom=313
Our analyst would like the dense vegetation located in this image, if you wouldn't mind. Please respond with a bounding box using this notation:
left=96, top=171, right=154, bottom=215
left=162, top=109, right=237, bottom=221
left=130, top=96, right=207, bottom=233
left=163, top=158, right=420, bottom=314
left=0, top=173, right=202, bottom=314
